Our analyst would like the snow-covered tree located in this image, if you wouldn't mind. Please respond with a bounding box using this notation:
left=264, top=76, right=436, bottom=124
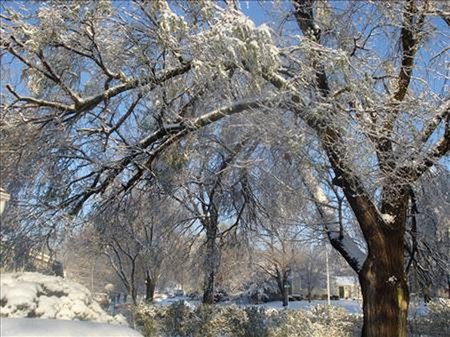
left=2, top=1, right=448, bottom=336
left=168, top=137, right=257, bottom=304
left=94, top=191, right=183, bottom=304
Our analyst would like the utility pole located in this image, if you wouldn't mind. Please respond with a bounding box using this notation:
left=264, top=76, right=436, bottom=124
left=326, top=245, right=330, bottom=305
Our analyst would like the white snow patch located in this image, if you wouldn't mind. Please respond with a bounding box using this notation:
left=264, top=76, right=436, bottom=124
left=1, top=272, right=124, bottom=324
left=0, top=318, right=143, bottom=337
left=335, top=276, right=358, bottom=287
left=381, top=213, right=396, bottom=224
left=387, top=276, right=398, bottom=285
left=260, top=299, right=363, bottom=315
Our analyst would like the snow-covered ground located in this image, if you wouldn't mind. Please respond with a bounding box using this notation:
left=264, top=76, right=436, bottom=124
left=261, top=299, right=429, bottom=317
left=261, top=299, right=362, bottom=314
left=152, top=295, right=429, bottom=318
left=152, top=295, right=361, bottom=312
left=153, top=295, right=199, bottom=307
left=1, top=318, right=143, bottom=337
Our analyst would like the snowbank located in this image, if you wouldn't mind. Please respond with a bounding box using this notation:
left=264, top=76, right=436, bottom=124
left=1, top=318, right=143, bottom=337
left=0, top=272, right=125, bottom=324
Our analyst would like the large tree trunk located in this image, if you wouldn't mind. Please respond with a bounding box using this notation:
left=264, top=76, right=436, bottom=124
left=360, top=257, right=409, bottom=337
left=358, top=199, right=409, bottom=337
left=275, top=268, right=290, bottom=307
left=325, top=174, right=411, bottom=337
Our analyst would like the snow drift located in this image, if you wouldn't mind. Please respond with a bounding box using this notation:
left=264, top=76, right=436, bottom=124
left=0, top=272, right=125, bottom=324
left=1, top=318, right=143, bottom=337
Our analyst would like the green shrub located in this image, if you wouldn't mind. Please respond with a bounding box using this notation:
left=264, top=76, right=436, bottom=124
left=243, top=306, right=270, bottom=337
left=135, top=304, right=165, bottom=337
left=162, top=301, right=194, bottom=337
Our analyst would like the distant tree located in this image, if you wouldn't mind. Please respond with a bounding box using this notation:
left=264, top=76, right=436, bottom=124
left=170, top=138, right=256, bottom=304
left=61, top=228, right=116, bottom=294
left=94, top=191, right=182, bottom=304
left=255, top=221, right=307, bottom=307
left=297, top=246, right=325, bottom=302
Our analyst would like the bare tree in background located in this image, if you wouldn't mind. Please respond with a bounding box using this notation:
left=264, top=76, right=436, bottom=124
left=94, top=191, right=182, bottom=304
left=255, top=224, right=299, bottom=307
left=169, top=137, right=256, bottom=304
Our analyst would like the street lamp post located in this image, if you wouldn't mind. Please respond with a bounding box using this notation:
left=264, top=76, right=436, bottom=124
left=326, top=246, right=331, bottom=305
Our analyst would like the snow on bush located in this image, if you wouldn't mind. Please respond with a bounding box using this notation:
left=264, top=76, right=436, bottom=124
left=0, top=272, right=126, bottom=325
left=136, top=300, right=449, bottom=337
left=242, top=277, right=279, bottom=304
left=134, top=302, right=359, bottom=337
left=271, top=305, right=360, bottom=337
left=411, top=298, right=450, bottom=336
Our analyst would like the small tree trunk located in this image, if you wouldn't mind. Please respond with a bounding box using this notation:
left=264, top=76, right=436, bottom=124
left=131, top=287, right=138, bottom=305
left=282, top=278, right=289, bottom=307
left=447, top=274, right=450, bottom=299
left=145, top=274, right=156, bottom=302
left=203, top=269, right=215, bottom=304
left=202, top=225, right=218, bottom=305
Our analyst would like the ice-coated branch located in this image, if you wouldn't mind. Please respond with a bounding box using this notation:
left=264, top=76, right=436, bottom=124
left=409, top=116, right=450, bottom=181
left=65, top=97, right=271, bottom=213
left=327, top=231, right=366, bottom=273
left=5, top=84, right=74, bottom=113
left=419, top=101, right=450, bottom=144
left=300, top=166, right=367, bottom=273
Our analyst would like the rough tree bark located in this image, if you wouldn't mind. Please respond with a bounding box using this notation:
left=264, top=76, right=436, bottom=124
left=358, top=200, right=410, bottom=337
